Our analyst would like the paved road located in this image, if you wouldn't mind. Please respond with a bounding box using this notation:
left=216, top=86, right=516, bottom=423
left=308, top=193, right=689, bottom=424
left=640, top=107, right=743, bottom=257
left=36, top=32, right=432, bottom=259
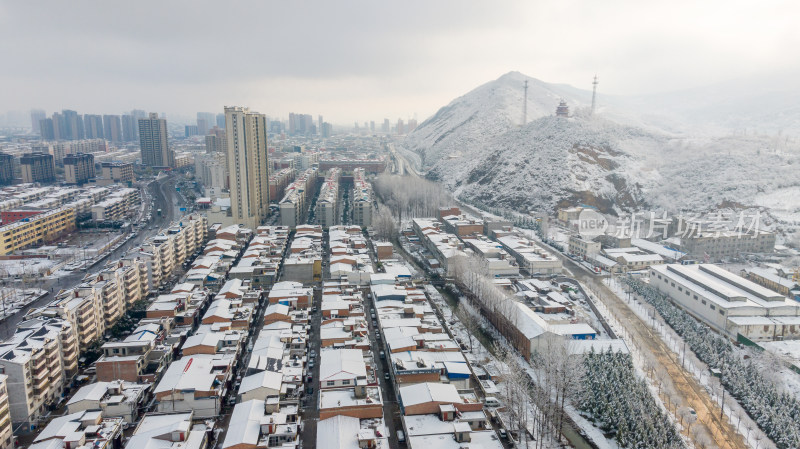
left=362, top=233, right=403, bottom=449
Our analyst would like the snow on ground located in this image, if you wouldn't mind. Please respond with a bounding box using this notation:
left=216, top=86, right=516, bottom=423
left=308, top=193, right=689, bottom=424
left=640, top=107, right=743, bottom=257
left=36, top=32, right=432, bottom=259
left=602, top=277, right=775, bottom=449
left=0, top=288, right=47, bottom=320
left=754, top=187, right=800, bottom=224
left=0, top=258, right=57, bottom=277
left=758, top=341, right=800, bottom=399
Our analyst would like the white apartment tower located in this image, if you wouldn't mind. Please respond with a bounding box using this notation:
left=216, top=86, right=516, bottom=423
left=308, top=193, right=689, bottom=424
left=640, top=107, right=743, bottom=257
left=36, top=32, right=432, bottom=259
left=225, top=106, right=270, bottom=229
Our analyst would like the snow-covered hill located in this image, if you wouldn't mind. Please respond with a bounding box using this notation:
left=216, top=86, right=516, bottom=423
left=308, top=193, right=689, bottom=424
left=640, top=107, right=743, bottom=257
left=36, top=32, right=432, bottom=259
left=404, top=71, right=800, bottom=216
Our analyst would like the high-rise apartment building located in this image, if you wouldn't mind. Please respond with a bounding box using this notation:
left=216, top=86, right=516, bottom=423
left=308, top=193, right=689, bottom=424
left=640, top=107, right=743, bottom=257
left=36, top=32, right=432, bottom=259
left=138, top=113, right=173, bottom=168
left=83, top=114, right=104, bottom=139
left=321, top=122, right=333, bottom=138
left=185, top=125, right=198, bottom=137
left=205, top=127, right=226, bottom=154
left=226, top=106, right=269, bottom=229
left=30, top=109, right=46, bottom=134
left=0, top=153, right=14, bottom=185
left=20, top=152, right=56, bottom=183
left=197, top=112, right=215, bottom=135
left=216, top=113, right=225, bottom=129
left=51, top=112, right=65, bottom=140
left=61, top=110, right=84, bottom=140
left=122, top=110, right=146, bottom=142
left=39, top=118, right=55, bottom=140
left=122, top=115, right=137, bottom=142
left=288, top=113, right=314, bottom=135
left=103, top=114, right=122, bottom=142
left=63, top=153, right=96, bottom=185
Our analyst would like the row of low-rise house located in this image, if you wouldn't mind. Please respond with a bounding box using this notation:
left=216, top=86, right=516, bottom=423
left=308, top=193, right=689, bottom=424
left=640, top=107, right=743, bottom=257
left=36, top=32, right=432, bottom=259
left=327, top=225, right=374, bottom=285
left=282, top=225, right=323, bottom=284
left=413, top=210, right=562, bottom=278
left=410, top=218, right=467, bottom=274
left=216, top=226, right=317, bottom=449
left=228, top=226, right=290, bottom=290
left=311, top=248, right=392, bottom=448
left=0, top=215, right=207, bottom=429
left=367, top=256, right=503, bottom=449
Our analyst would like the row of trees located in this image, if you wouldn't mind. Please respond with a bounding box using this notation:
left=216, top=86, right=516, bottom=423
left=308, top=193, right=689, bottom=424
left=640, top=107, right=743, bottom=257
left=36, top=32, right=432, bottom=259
left=626, top=277, right=800, bottom=449
left=579, top=348, right=685, bottom=448
left=448, top=252, right=684, bottom=447
left=372, top=173, right=454, bottom=223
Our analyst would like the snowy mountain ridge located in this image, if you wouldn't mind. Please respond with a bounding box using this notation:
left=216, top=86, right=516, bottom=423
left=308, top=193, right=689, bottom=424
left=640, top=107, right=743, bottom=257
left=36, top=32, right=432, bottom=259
left=403, top=71, right=800, bottom=217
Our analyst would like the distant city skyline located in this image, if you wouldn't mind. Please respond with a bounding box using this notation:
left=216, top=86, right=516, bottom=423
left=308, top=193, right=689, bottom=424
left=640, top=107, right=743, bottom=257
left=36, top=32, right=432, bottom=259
left=1, top=1, right=798, bottom=124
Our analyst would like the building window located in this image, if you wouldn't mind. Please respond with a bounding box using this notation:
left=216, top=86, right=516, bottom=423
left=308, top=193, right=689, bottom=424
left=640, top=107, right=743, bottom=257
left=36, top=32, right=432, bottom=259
left=326, top=381, right=335, bottom=386
left=342, top=379, right=350, bottom=385
left=710, top=304, right=715, bottom=310
left=701, top=300, right=706, bottom=305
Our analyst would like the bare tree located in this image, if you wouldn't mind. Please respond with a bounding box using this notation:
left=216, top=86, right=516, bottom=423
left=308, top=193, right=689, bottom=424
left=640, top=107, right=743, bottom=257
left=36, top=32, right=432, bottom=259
left=497, top=347, right=533, bottom=447
left=373, top=204, right=397, bottom=242
left=455, top=302, right=479, bottom=353
left=529, top=334, right=584, bottom=448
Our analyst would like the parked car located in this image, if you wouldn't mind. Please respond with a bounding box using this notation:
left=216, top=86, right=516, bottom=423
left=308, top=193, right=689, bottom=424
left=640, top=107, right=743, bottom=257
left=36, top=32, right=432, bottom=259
left=498, top=429, right=508, bottom=439
left=484, top=396, right=502, bottom=408
left=384, top=372, right=390, bottom=380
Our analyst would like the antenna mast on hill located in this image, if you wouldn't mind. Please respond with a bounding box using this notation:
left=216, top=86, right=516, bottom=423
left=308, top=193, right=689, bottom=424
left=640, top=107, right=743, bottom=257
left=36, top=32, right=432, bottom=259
left=591, top=75, right=599, bottom=116
left=522, top=80, right=528, bottom=126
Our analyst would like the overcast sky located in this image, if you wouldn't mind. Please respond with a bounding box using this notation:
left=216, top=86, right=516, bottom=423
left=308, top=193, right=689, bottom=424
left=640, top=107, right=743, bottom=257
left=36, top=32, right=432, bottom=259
left=1, top=0, right=797, bottom=124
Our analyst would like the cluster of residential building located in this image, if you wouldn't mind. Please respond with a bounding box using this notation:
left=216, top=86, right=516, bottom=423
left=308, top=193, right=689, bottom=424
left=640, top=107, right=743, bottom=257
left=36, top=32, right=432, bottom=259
left=411, top=208, right=558, bottom=278
left=559, top=206, right=776, bottom=265
left=268, top=168, right=295, bottom=203
left=407, top=209, right=622, bottom=362
left=13, top=221, right=316, bottom=449
left=327, top=226, right=374, bottom=284
left=0, top=215, right=206, bottom=432
left=0, top=184, right=141, bottom=255
left=368, top=259, right=503, bottom=448
left=351, top=168, right=372, bottom=228
left=282, top=225, right=323, bottom=284
left=278, top=169, right=318, bottom=229
left=316, top=168, right=340, bottom=229
left=0, top=139, right=139, bottom=187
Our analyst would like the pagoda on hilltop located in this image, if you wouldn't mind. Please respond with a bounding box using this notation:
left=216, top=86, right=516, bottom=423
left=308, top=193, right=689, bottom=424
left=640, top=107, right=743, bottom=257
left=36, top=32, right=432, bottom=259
left=556, top=100, right=569, bottom=117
